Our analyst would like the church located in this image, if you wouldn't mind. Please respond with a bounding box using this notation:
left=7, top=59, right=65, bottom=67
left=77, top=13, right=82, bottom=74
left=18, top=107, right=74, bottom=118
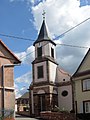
left=29, top=16, right=73, bottom=116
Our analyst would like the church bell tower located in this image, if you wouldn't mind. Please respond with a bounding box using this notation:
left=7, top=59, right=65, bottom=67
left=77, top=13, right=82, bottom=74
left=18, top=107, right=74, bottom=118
left=29, top=13, right=58, bottom=116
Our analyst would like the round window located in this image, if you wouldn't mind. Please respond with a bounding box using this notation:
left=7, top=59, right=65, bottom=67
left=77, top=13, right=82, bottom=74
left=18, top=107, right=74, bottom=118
left=61, top=90, right=68, bottom=97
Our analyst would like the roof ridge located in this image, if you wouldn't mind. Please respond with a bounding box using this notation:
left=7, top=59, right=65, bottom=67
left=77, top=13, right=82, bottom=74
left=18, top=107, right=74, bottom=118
left=0, top=39, right=21, bottom=63
left=57, top=67, right=71, bottom=76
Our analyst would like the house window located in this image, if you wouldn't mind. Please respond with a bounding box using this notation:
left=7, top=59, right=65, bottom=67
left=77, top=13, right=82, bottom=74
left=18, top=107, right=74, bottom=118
left=83, top=79, right=90, bottom=91
left=37, top=66, right=43, bottom=79
left=22, top=99, right=25, bottom=104
left=51, top=48, right=54, bottom=58
left=84, top=101, right=90, bottom=113
left=37, top=47, right=42, bottom=57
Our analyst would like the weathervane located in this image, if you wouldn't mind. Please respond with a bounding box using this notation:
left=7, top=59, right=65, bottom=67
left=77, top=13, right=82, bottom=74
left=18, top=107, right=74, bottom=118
left=42, top=10, right=46, bottom=20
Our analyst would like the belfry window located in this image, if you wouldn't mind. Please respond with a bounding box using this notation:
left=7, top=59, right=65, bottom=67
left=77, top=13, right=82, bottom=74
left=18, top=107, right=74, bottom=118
left=37, top=47, right=42, bottom=57
left=37, top=66, right=43, bottom=79
left=51, top=47, right=54, bottom=58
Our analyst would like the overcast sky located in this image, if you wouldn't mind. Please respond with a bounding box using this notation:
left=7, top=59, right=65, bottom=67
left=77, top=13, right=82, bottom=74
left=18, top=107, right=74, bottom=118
left=0, top=0, right=90, bottom=98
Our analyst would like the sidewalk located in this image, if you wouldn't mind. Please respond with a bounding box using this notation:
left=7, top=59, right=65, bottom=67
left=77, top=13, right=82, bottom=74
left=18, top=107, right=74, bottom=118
left=15, top=118, right=37, bottom=120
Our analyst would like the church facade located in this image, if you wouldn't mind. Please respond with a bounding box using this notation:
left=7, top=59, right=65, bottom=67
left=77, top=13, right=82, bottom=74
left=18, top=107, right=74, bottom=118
left=29, top=19, right=72, bottom=116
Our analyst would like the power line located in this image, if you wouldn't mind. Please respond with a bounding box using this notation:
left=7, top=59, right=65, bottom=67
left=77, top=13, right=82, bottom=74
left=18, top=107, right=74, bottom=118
left=0, top=17, right=90, bottom=61
left=20, top=43, right=89, bottom=60
left=0, top=17, right=90, bottom=42
left=54, top=17, right=90, bottom=40
left=20, top=42, right=49, bottom=60
left=57, top=43, right=89, bottom=49
left=0, top=42, right=89, bottom=62
left=0, top=33, right=34, bottom=41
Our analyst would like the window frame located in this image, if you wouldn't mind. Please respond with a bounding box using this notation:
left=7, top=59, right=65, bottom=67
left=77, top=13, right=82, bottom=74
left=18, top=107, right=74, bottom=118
left=37, top=47, right=42, bottom=57
left=83, top=100, right=90, bottom=113
left=51, top=47, right=54, bottom=58
left=37, top=66, right=44, bottom=79
left=82, top=78, right=90, bottom=92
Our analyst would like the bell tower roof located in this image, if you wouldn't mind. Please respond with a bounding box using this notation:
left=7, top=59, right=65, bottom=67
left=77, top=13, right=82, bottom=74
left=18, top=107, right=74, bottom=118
left=37, top=20, right=50, bottom=40
left=33, top=17, right=56, bottom=46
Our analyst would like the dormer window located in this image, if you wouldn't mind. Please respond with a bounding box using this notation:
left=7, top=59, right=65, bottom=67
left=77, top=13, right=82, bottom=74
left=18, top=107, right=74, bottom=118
left=51, top=47, right=54, bottom=58
left=37, top=47, right=42, bottom=57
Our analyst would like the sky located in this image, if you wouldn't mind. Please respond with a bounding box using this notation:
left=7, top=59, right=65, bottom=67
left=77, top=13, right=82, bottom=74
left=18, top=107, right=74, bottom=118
left=0, top=0, right=90, bottom=98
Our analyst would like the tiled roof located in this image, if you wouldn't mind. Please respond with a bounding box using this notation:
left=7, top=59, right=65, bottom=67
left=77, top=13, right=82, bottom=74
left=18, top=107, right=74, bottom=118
left=0, top=39, right=21, bottom=64
left=20, top=92, right=29, bottom=99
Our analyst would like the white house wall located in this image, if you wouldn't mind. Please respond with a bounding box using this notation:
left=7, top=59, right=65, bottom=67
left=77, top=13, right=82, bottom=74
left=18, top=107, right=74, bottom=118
left=74, top=78, right=90, bottom=113
left=58, top=85, right=72, bottom=111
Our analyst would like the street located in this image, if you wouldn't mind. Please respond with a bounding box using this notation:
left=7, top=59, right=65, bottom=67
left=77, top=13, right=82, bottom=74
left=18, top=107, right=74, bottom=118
left=15, top=114, right=38, bottom=120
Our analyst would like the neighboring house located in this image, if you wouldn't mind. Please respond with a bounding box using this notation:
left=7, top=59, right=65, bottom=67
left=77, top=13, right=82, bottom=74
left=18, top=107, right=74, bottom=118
left=0, top=40, right=21, bottom=115
left=17, top=92, right=29, bottom=113
left=72, top=48, right=90, bottom=119
left=29, top=18, right=72, bottom=116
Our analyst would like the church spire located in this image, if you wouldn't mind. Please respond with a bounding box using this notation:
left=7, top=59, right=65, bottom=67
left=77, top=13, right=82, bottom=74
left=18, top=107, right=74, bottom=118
left=42, top=10, right=46, bottom=21
left=33, top=11, right=56, bottom=46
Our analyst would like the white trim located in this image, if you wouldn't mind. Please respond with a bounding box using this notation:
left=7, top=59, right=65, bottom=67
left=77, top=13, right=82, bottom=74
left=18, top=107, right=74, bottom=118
left=37, top=90, right=45, bottom=94
left=4, top=87, right=15, bottom=90
left=34, top=85, right=49, bottom=88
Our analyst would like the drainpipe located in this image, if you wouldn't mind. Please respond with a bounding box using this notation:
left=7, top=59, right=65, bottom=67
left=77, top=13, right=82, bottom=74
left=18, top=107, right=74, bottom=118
left=2, top=64, right=20, bottom=117
left=2, top=65, right=5, bottom=117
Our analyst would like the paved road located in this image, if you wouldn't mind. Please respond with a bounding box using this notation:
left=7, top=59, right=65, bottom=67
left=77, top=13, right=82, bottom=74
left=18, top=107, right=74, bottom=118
left=15, top=114, right=38, bottom=120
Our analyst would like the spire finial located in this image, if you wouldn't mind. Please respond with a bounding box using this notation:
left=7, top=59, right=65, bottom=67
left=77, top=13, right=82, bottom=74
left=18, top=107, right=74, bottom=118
left=42, top=10, right=46, bottom=21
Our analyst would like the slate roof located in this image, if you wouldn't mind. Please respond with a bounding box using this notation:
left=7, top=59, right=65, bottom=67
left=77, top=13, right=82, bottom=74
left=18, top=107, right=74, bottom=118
left=33, top=20, right=56, bottom=46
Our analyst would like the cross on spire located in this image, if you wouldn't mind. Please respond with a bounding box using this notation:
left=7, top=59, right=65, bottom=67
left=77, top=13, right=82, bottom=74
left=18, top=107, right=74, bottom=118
left=42, top=10, right=46, bottom=20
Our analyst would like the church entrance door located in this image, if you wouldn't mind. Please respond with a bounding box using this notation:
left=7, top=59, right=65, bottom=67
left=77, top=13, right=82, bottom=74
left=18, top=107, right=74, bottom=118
left=38, top=94, right=46, bottom=112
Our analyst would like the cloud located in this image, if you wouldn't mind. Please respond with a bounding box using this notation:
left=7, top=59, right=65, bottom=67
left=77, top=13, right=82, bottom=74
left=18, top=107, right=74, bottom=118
left=15, top=71, right=32, bottom=98
left=15, top=83, right=29, bottom=98
left=10, top=0, right=90, bottom=75
left=30, top=0, right=90, bottom=74
left=13, top=0, right=90, bottom=74
left=9, top=0, right=90, bottom=98
left=15, top=45, right=35, bottom=65
left=15, top=72, right=32, bottom=84
left=14, top=83, right=22, bottom=98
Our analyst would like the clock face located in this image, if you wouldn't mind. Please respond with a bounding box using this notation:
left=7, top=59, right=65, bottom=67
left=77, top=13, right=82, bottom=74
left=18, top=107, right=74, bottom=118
left=61, top=90, right=68, bottom=97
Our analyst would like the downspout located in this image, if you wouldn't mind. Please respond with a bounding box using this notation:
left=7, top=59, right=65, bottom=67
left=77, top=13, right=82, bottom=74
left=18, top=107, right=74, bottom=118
left=71, top=77, right=75, bottom=111
left=2, top=65, right=5, bottom=117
